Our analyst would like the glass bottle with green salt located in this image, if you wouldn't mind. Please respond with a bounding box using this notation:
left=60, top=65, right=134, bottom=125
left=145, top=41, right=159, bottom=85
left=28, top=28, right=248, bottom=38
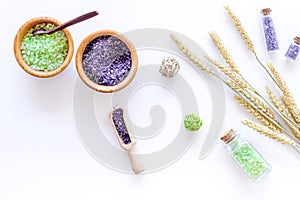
left=220, top=129, right=271, bottom=182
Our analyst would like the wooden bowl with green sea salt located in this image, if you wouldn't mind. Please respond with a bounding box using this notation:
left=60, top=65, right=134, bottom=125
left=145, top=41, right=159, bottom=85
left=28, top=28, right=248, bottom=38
left=14, top=17, right=74, bottom=78
left=75, top=30, right=138, bottom=93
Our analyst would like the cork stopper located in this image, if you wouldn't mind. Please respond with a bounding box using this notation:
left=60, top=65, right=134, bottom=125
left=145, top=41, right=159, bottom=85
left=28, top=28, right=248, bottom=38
left=294, top=36, right=300, bottom=45
left=220, top=129, right=236, bottom=144
left=261, top=8, right=272, bottom=16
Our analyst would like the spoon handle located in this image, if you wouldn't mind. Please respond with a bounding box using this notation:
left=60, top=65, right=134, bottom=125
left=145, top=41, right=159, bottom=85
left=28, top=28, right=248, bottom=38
left=48, top=11, right=99, bottom=34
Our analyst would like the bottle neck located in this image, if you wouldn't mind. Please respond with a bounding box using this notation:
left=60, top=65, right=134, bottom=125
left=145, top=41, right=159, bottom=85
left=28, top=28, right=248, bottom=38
left=226, top=135, right=241, bottom=151
left=220, top=129, right=243, bottom=150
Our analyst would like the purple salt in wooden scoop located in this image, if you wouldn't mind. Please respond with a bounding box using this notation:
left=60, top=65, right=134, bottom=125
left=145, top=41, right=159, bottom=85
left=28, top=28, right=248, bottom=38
left=110, top=107, right=144, bottom=174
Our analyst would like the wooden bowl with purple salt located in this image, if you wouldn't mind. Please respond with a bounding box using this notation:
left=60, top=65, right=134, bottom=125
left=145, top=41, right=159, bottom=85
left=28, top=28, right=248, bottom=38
left=14, top=17, right=74, bottom=78
left=76, top=30, right=138, bottom=93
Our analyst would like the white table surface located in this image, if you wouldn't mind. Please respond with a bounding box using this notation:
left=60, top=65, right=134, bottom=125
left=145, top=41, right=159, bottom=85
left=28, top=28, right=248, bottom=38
left=1, top=0, right=300, bottom=199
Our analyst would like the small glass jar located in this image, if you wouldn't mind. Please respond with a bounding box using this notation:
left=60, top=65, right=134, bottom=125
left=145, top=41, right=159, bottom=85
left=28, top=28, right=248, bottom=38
left=220, top=129, right=271, bottom=182
left=261, top=8, right=279, bottom=51
left=285, top=36, right=300, bottom=60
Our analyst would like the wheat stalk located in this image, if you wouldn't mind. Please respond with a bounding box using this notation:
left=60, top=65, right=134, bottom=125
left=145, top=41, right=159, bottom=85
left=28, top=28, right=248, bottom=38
left=242, top=119, right=297, bottom=146
left=266, top=87, right=292, bottom=119
left=235, top=96, right=280, bottom=132
left=204, top=56, right=247, bottom=88
left=227, top=81, right=274, bottom=119
left=169, top=33, right=217, bottom=76
left=224, top=6, right=255, bottom=55
left=207, top=31, right=257, bottom=92
left=232, top=82, right=300, bottom=142
left=267, top=62, right=284, bottom=88
left=267, top=62, right=300, bottom=124
left=265, top=84, right=300, bottom=140
left=209, top=31, right=239, bottom=73
left=281, top=95, right=300, bottom=125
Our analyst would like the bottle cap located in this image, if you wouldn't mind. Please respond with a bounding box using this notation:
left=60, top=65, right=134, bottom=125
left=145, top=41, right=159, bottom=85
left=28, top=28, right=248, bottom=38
left=294, top=36, right=300, bottom=45
left=261, top=8, right=272, bottom=16
left=220, top=129, right=236, bottom=144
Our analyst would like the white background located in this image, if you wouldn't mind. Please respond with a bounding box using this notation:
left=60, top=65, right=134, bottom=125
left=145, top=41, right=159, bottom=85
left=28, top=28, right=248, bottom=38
left=1, top=0, right=300, bottom=199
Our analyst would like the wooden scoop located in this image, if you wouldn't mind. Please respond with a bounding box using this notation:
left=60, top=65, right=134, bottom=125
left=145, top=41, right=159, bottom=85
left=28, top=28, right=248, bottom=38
left=110, top=107, right=144, bottom=174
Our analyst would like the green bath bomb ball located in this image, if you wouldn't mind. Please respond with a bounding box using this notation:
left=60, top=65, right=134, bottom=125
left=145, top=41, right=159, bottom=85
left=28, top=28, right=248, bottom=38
left=184, top=114, right=202, bottom=131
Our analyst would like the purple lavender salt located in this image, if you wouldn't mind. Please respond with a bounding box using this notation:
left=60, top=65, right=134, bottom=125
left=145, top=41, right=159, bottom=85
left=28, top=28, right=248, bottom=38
left=262, top=17, right=279, bottom=51
left=261, top=8, right=279, bottom=51
left=82, top=35, right=132, bottom=86
left=285, top=43, right=300, bottom=60
left=285, top=36, right=300, bottom=60
left=112, top=108, right=131, bottom=145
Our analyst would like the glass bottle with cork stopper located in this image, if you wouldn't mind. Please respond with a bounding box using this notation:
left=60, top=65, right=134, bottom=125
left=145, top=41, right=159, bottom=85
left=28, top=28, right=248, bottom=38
left=220, top=129, right=271, bottom=182
left=285, top=36, right=300, bottom=60
left=261, top=8, right=279, bottom=52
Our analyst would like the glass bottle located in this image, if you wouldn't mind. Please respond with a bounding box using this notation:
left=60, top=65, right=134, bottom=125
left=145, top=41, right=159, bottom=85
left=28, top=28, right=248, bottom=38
left=220, top=129, right=271, bottom=182
left=261, top=8, right=279, bottom=51
left=285, top=36, right=300, bottom=60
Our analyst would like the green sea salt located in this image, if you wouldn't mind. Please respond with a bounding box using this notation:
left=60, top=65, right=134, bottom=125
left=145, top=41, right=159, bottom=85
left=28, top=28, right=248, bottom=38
left=231, top=140, right=270, bottom=180
left=21, top=23, right=69, bottom=72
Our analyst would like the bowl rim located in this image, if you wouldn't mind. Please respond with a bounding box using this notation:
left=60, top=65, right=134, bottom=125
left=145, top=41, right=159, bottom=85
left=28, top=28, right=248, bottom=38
left=75, top=29, right=138, bottom=93
left=13, top=16, right=74, bottom=78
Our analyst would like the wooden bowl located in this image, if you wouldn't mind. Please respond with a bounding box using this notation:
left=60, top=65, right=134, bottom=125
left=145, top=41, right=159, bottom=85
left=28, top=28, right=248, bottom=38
left=76, top=30, right=138, bottom=93
left=13, top=17, right=74, bottom=78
